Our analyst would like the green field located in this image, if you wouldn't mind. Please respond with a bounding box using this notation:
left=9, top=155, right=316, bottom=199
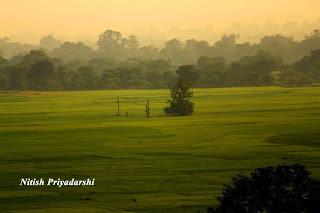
left=1, top=87, right=320, bottom=212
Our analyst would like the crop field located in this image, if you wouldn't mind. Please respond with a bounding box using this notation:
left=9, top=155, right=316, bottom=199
left=0, top=87, right=320, bottom=212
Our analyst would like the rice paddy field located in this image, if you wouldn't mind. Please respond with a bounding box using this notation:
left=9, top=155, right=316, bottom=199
left=0, top=87, right=320, bottom=212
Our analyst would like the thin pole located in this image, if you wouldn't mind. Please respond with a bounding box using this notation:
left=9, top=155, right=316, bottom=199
left=117, top=96, right=120, bottom=117
left=146, top=99, right=150, bottom=118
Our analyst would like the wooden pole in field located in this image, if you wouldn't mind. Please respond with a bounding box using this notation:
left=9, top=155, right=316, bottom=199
left=145, top=99, right=150, bottom=118
left=117, top=96, right=120, bottom=117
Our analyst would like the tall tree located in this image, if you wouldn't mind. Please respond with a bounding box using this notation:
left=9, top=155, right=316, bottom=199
left=196, top=56, right=227, bottom=87
left=6, top=64, right=29, bottom=90
left=176, top=65, right=199, bottom=85
left=97, top=30, right=124, bottom=58
left=22, top=50, right=50, bottom=67
left=51, top=42, right=94, bottom=62
left=39, top=35, right=61, bottom=51
left=28, top=60, right=55, bottom=90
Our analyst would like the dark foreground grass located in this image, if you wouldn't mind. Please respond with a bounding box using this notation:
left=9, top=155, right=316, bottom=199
left=0, top=87, right=320, bottom=212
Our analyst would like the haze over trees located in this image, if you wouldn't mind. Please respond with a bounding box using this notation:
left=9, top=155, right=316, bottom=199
left=0, top=29, right=320, bottom=90
left=0, top=36, right=37, bottom=59
left=39, top=35, right=61, bottom=51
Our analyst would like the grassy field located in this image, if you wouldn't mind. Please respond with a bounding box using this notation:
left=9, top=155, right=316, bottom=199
left=0, top=87, right=320, bottom=212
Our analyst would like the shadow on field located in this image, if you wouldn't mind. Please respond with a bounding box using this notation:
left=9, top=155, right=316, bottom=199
left=266, top=133, right=320, bottom=147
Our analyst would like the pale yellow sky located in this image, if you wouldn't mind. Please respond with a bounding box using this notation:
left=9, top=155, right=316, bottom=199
left=1, top=0, right=319, bottom=43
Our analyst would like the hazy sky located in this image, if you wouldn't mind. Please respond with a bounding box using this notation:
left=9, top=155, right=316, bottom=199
left=1, top=0, right=319, bottom=43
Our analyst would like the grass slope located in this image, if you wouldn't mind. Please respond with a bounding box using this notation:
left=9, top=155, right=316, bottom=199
left=0, top=87, right=320, bottom=212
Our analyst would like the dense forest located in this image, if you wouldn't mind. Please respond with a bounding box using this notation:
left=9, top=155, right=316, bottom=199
left=1, top=29, right=320, bottom=90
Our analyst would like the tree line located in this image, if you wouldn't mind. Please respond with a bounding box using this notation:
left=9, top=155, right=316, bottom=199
left=1, top=29, right=320, bottom=64
left=0, top=30, right=320, bottom=90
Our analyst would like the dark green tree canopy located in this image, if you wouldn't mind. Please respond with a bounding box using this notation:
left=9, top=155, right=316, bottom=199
left=209, top=163, right=320, bottom=213
left=22, top=50, right=50, bottom=66
left=28, top=60, right=55, bottom=90
left=176, top=65, right=199, bottom=85
left=51, top=42, right=94, bottom=62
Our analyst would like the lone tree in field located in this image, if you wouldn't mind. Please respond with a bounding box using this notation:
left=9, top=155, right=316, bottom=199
left=164, top=78, right=194, bottom=116
left=208, top=163, right=320, bottom=213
